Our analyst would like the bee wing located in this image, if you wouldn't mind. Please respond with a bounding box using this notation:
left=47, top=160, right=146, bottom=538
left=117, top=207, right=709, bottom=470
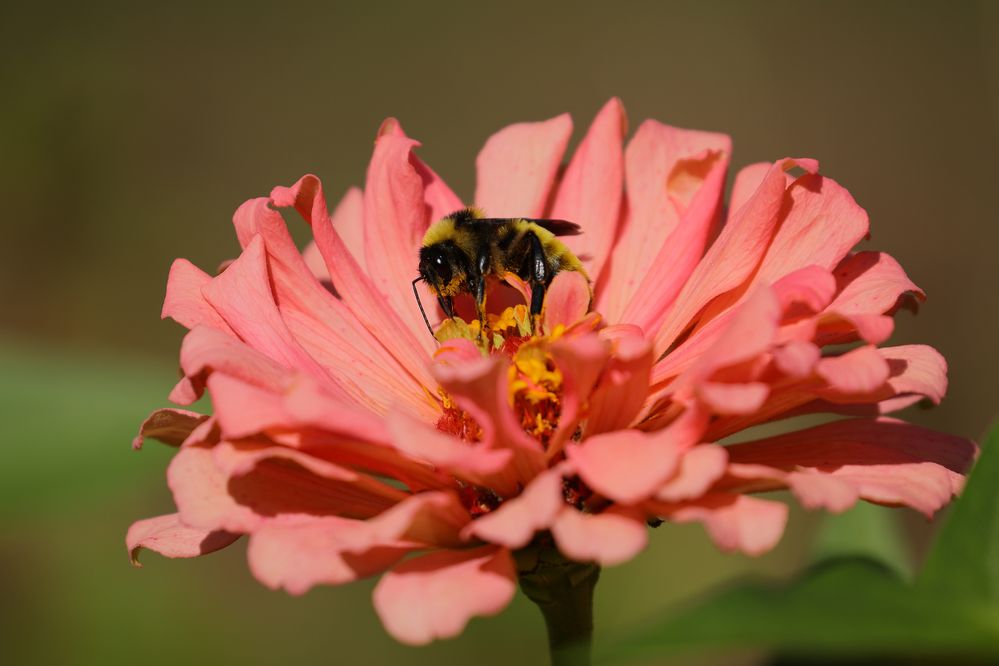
left=475, top=217, right=583, bottom=237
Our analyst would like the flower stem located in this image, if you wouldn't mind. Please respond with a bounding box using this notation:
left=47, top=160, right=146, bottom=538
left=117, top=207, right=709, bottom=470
left=517, top=545, right=601, bottom=666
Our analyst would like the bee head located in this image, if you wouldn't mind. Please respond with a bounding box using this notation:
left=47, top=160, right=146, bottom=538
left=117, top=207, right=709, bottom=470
left=418, top=241, right=469, bottom=297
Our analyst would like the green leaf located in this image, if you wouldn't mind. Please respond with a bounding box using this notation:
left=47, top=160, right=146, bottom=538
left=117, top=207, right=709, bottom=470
left=920, top=420, right=999, bottom=602
left=599, top=420, right=999, bottom=663
left=598, top=558, right=999, bottom=663
left=812, top=502, right=912, bottom=579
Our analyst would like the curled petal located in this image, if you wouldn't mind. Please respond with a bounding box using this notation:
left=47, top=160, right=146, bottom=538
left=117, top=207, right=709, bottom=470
left=248, top=517, right=412, bottom=594
left=570, top=428, right=681, bottom=505
left=815, top=345, right=891, bottom=394
left=373, top=545, right=517, bottom=645
left=133, top=408, right=208, bottom=450
left=127, top=513, right=239, bottom=566
left=656, top=444, right=729, bottom=502
left=696, top=381, right=770, bottom=415
left=162, top=259, right=234, bottom=334
left=650, top=493, right=788, bottom=556
left=466, top=467, right=564, bottom=548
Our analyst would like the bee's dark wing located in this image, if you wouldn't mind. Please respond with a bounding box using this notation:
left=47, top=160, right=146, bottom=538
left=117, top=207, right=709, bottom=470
left=476, top=217, right=583, bottom=237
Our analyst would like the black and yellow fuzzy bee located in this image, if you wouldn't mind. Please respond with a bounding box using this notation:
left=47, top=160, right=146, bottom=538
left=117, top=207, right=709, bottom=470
left=414, top=208, right=589, bottom=336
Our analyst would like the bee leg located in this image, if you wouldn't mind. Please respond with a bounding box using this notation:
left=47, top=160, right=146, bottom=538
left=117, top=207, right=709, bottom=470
left=525, top=232, right=549, bottom=332
left=474, top=253, right=489, bottom=343
left=437, top=295, right=455, bottom=319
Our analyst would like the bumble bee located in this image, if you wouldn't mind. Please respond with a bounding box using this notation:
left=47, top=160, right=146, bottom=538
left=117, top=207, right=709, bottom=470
left=413, top=208, right=589, bottom=336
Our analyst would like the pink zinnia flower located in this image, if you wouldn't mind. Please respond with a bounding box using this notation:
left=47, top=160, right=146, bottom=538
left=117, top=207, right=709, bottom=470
left=128, top=99, right=975, bottom=647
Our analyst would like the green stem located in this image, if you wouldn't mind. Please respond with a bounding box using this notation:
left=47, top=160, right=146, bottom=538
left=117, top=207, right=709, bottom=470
left=517, top=545, right=601, bottom=666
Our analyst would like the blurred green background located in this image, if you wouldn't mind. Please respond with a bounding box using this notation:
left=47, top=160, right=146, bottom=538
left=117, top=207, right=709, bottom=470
left=2, top=1, right=997, bottom=664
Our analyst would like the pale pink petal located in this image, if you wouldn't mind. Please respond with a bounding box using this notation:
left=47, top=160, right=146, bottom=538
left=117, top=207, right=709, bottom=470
left=687, top=287, right=780, bottom=381
left=772, top=340, right=821, bottom=378
left=696, top=381, right=770, bottom=415
left=474, top=113, right=573, bottom=217
left=466, top=468, right=563, bottom=548
left=651, top=493, right=788, bottom=556
left=569, top=428, right=680, bottom=505
left=248, top=516, right=412, bottom=594
left=551, top=98, right=626, bottom=281
left=728, top=162, right=773, bottom=214
left=373, top=545, right=517, bottom=645
left=656, top=444, right=729, bottom=502
left=653, top=158, right=818, bottom=356
left=357, top=490, right=471, bottom=548
left=584, top=329, right=654, bottom=435
left=161, top=259, right=234, bottom=334
left=550, top=507, right=648, bottom=566
left=127, top=513, right=239, bottom=565
left=300, top=241, right=329, bottom=283
left=881, top=345, right=947, bottom=405
left=330, top=186, right=366, bottom=271
left=602, top=121, right=731, bottom=324
left=541, top=271, right=591, bottom=333
left=815, top=345, right=890, bottom=394
left=132, top=408, right=208, bottom=450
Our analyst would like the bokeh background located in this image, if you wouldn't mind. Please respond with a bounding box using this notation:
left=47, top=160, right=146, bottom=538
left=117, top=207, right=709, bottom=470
left=2, top=1, right=997, bottom=664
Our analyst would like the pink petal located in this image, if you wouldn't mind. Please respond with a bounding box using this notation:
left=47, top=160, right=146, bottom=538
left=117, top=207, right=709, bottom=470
left=248, top=516, right=412, bottom=595
left=432, top=354, right=545, bottom=482
left=373, top=545, right=517, bottom=645
left=127, top=513, right=239, bottom=566
left=234, top=190, right=438, bottom=417
left=361, top=132, right=437, bottom=345
left=725, top=418, right=977, bottom=517
left=772, top=340, right=821, bottom=378
left=285, top=175, right=439, bottom=388
left=728, top=162, right=773, bottom=214
left=541, top=271, right=591, bottom=333
left=551, top=98, right=626, bottom=282
left=881, top=344, right=947, bottom=405
left=751, top=173, right=869, bottom=288
left=772, top=265, right=838, bottom=314
left=386, top=411, right=517, bottom=496
left=466, top=467, right=563, bottom=548
left=696, top=381, right=770, bottom=415
left=168, top=443, right=403, bottom=533
left=602, top=121, right=731, bottom=324
left=550, top=507, right=649, bottom=566
left=161, top=259, right=234, bottom=334
left=584, top=329, right=654, bottom=435
left=827, top=251, right=924, bottom=317
left=651, top=493, right=789, bottom=556
left=474, top=113, right=573, bottom=217
left=570, top=410, right=705, bottom=504
left=547, top=333, right=612, bottom=459
left=656, top=444, right=729, bottom=502
left=653, top=158, right=817, bottom=356
left=176, top=325, right=290, bottom=403
left=300, top=241, right=329, bottom=283
left=132, top=408, right=208, bottom=450
left=204, top=235, right=347, bottom=399
left=687, top=286, right=781, bottom=381
left=815, top=345, right=890, bottom=394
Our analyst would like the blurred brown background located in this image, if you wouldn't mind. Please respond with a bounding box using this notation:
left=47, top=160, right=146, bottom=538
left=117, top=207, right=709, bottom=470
left=1, top=1, right=996, bottom=664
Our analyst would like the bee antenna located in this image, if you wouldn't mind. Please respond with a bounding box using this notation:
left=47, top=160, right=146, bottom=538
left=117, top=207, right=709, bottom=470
left=412, top=277, right=436, bottom=340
